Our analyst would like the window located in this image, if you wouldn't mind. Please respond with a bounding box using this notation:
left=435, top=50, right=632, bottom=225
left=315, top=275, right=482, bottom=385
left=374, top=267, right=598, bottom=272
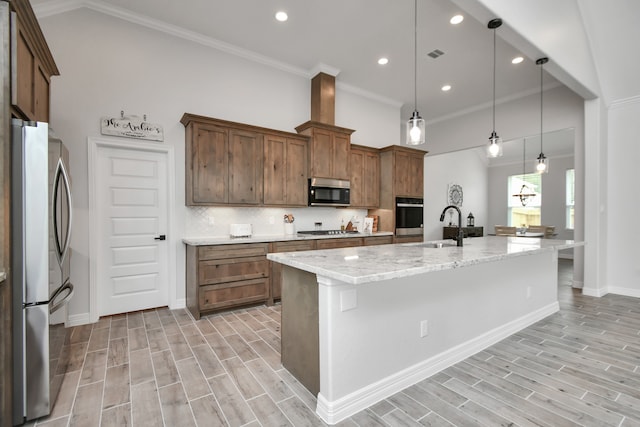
left=508, top=173, right=541, bottom=228
left=566, top=169, right=575, bottom=229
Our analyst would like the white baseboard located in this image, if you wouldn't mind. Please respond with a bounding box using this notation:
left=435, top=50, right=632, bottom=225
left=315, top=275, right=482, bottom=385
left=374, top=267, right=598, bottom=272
left=606, top=286, right=640, bottom=299
left=66, top=312, right=93, bottom=327
left=315, top=302, right=560, bottom=425
left=171, top=298, right=186, bottom=309
left=582, top=286, right=607, bottom=297
left=571, top=280, right=584, bottom=289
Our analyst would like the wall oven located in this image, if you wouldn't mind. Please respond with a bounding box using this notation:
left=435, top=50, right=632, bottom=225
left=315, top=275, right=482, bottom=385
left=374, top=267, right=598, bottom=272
left=396, top=197, right=423, bottom=236
left=308, top=177, right=350, bottom=207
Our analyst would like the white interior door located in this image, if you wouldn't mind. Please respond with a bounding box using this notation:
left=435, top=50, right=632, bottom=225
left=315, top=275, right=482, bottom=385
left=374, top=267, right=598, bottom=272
left=96, top=145, right=169, bottom=316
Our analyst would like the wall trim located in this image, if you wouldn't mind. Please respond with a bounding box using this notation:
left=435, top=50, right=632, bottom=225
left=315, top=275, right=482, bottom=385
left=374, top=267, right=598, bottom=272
left=88, top=136, right=176, bottom=322
left=315, top=302, right=559, bottom=425
left=609, top=94, right=640, bottom=110
left=582, top=286, right=607, bottom=297
left=606, top=286, right=640, bottom=299
left=66, top=312, right=91, bottom=327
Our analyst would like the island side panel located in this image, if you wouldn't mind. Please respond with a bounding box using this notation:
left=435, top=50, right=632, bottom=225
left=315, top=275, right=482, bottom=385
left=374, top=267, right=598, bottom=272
left=316, top=250, right=558, bottom=419
left=281, top=265, right=319, bottom=395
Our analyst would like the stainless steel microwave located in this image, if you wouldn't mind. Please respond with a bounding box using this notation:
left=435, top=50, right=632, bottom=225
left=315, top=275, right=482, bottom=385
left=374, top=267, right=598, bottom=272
left=308, top=177, right=350, bottom=207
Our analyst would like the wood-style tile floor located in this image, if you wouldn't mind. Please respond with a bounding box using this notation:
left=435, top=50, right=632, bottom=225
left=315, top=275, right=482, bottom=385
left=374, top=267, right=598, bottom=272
left=33, top=259, right=640, bottom=426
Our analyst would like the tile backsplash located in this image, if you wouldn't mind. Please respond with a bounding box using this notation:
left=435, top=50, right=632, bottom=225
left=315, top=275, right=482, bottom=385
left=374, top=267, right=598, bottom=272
left=185, top=206, right=369, bottom=237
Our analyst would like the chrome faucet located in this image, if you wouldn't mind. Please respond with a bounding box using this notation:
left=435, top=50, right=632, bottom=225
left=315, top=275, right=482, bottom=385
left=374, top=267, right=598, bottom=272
left=439, top=205, right=464, bottom=247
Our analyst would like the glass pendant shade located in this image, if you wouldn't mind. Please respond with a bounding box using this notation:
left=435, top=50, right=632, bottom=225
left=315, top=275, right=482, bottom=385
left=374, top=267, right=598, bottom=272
left=406, top=110, right=425, bottom=145
left=486, top=18, right=502, bottom=158
left=487, top=130, right=503, bottom=157
left=536, top=153, right=548, bottom=173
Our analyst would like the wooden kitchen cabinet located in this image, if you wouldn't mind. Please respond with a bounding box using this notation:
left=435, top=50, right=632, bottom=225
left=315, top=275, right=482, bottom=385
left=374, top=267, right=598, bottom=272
left=228, top=129, right=263, bottom=204
left=10, top=0, right=58, bottom=122
left=186, top=243, right=270, bottom=319
left=316, top=237, right=364, bottom=250
left=269, top=240, right=316, bottom=302
left=263, top=134, right=308, bottom=206
left=182, top=113, right=310, bottom=207
left=295, top=121, right=354, bottom=181
left=183, top=114, right=264, bottom=206
left=363, top=235, right=393, bottom=246
left=350, top=144, right=380, bottom=208
left=394, top=148, right=424, bottom=198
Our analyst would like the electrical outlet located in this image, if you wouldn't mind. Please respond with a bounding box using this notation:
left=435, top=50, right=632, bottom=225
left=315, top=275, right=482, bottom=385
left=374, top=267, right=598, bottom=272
left=526, top=286, right=532, bottom=299
left=268, top=216, right=275, bottom=225
left=420, top=320, right=429, bottom=337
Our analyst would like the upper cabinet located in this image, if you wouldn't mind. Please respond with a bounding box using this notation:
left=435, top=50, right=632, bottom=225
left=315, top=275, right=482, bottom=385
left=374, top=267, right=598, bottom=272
left=350, top=144, right=380, bottom=208
left=10, top=0, right=59, bottom=122
left=263, top=134, right=308, bottom=206
left=295, top=121, right=353, bottom=181
left=181, top=113, right=308, bottom=207
left=378, top=145, right=425, bottom=208
left=394, top=148, right=424, bottom=198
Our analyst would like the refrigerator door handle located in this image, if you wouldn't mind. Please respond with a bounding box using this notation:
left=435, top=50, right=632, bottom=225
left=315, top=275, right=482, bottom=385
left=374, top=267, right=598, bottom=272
left=53, top=158, right=73, bottom=267
left=49, top=280, right=74, bottom=315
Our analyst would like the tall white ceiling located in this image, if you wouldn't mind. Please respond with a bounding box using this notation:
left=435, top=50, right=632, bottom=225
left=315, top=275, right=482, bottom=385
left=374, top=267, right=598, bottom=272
left=31, top=0, right=562, bottom=122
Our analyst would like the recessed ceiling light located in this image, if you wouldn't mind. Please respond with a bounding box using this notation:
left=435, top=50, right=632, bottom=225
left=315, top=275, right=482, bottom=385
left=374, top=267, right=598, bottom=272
left=512, top=56, right=524, bottom=64
left=450, top=15, right=464, bottom=25
left=441, top=84, right=452, bottom=92
left=275, top=11, right=288, bottom=22
left=377, top=57, right=389, bottom=65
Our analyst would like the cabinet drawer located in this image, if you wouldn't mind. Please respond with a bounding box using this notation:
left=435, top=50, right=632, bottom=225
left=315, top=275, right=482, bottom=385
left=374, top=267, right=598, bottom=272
left=271, top=240, right=316, bottom=252
left=363, top=236, right=393, bottom=246
left=316, top=238, right=363, bottom=250
left=199, top=278, right=269, bottom=311
left=199, top=257, right=268, bottom=285
left=198, top=243, right=268, bottom=261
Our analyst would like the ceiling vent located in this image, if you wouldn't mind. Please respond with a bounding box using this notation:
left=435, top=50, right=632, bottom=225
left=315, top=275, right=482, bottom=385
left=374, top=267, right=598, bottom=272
left=427, top=49, right=445, bottom=59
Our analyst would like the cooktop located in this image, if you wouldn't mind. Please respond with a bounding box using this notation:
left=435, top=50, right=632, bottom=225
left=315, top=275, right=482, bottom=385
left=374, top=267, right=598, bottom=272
left=297, top=230, right=359, bottom=236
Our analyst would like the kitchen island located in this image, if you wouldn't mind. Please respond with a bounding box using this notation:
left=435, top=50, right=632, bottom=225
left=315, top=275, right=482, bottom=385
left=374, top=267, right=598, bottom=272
left=267, top=236, right=582, bottom=425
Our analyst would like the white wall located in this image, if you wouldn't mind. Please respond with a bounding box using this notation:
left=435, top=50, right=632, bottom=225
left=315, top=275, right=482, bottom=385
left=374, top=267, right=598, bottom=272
left=606, top=96, right=640, bottom=296
left=424, top=148, right=488, bottom=241
left=38, top=8, right=400, bottom=322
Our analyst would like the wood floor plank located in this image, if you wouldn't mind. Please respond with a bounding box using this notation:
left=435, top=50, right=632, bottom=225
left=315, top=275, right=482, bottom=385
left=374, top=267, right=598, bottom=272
left=222, top=356, right=265, bottom=400
left=158, top=382, right=196, bottom=427
left=151, top=349, right=179, bottom=388
left=101, top=403, right=131, bottom=427
left=131, top=381, right=163, bottom=427
left=189, top=394, right=228, bottom=426
left=176, top=357, right=210, bottom=401
left=129, top=348, right=154, bottom=386
left=277, top=396, right=325, bottom=427
left=166, top=331, right=193, bottom=361
left=69, top=381, right=104, bottom=427
left=245, top=358, right=293, bottom=403
left=224, top=333, right=259, bottom=362
left=246, top=394, right=293, bottom=426
left=79, top=349, right=107, bottom=386
left=146, top=328, right=170, bottom=354
left=191, top=344, right=226, bottom=379
left=107, top=337, right=129, bottom=367
left=204, top=331, right=237, bottom=360
left=103, top=364, right=130, bottom=409
left=208, top=374, right=256, bottom=427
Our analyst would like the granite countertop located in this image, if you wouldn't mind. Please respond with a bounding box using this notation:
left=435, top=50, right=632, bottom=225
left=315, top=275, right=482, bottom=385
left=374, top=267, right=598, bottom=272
left=182, top=231, right=394, bottom=246
left=267, top=236, right=583, bottom=285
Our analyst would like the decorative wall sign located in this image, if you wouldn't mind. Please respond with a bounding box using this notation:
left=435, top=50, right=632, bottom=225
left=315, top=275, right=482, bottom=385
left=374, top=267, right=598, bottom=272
left=100, top=114, right=164, bottom=141
left=448, top=183, right=463, bottom=206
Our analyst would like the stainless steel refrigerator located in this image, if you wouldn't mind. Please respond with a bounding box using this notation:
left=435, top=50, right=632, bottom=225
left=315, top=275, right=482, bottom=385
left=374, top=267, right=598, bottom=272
left=11, top=119, right=74, bottom=424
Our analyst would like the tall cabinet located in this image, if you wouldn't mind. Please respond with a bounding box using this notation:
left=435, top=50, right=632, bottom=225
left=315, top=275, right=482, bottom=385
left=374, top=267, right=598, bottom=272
left=295, top=121, right=353, bottom=181
left=368, top=145, right=426, bottom=240
left=1, top=1, right=58, bottom=424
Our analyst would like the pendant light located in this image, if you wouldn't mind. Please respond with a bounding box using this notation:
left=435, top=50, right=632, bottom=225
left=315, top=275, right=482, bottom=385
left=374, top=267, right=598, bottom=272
left=406, top=0, right=425, bottom=145
left=535, top=57, right=549, bottom=173
left=512, top=137, right=536, bottom=206
left=487, top=18, right=503, bottom=158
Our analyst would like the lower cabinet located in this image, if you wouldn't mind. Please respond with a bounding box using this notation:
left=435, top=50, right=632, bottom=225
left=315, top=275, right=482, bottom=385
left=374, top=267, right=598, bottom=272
left=186, top=243, right=270, bottom=319
left=316, top=238, right=364, bottom=250
left=394, top=235, right=423, bottom=244
left=186, top=235, right=395, bottom=315
left=363, top=235, right=393, bottom=246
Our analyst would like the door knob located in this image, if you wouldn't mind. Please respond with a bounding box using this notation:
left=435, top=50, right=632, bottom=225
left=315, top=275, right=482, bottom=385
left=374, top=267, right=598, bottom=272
left=154, top=235, right=166, bottom=241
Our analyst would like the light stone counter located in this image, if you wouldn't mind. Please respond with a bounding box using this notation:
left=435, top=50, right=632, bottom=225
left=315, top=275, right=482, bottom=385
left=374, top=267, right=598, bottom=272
left=182, top=231, right=393, bottom=246
left=268, top=236, right=581, bottom=285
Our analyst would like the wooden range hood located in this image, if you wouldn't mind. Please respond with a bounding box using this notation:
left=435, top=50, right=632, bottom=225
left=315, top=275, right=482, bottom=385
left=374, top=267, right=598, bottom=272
left=310, top=72, right=336, bottom=125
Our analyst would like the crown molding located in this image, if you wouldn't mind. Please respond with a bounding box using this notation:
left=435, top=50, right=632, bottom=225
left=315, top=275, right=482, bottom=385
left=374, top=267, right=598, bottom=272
left=337, top=82, right=404, bottom=109
left=426, top=82, right=563, bottom=126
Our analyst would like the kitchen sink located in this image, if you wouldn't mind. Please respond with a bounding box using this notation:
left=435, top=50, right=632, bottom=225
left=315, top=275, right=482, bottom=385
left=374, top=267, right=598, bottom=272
left=419, top=241, right=458, bottom=248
